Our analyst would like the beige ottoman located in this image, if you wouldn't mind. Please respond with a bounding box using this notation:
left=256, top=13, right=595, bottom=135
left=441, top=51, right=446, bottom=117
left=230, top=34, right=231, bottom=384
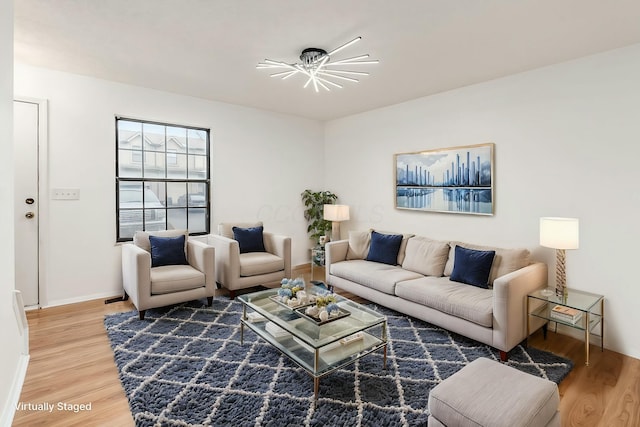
left=428, top=357, right=560, bottom=427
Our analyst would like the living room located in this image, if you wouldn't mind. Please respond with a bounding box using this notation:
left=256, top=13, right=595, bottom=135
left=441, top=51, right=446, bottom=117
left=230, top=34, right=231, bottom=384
left=2, top=1, right=640, bottom=426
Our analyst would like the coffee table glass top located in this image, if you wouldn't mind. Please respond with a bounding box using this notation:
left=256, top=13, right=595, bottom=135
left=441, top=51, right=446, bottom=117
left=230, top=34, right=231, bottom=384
left=238, top=287, right=386, bottom=349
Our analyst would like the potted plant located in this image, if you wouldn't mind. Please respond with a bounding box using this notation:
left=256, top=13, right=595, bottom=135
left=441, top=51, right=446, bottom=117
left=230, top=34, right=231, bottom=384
left=301, top=189, right=337, bottom=245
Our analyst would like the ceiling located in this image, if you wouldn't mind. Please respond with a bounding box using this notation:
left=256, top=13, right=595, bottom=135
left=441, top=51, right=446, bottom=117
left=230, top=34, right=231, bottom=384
left=14, top=0, right=640, bottom=121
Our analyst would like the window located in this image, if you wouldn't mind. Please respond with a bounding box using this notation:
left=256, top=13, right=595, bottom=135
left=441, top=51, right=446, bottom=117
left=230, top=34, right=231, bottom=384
left=116, top=117, right=210, bottom=241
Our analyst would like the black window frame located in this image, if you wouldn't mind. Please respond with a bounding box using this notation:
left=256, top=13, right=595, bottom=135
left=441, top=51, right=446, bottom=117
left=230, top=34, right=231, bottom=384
left=115, top=116, right=211, bottom=242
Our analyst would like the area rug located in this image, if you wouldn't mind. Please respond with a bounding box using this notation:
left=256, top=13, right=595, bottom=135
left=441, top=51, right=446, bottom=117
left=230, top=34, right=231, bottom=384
left=105, top=297, right=573, bottom=427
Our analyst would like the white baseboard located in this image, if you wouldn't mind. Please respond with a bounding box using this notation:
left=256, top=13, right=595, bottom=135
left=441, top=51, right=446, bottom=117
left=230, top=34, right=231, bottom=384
left=42, top=291, right=124, bottom=309
left=0, top=354, right=30, bottom=427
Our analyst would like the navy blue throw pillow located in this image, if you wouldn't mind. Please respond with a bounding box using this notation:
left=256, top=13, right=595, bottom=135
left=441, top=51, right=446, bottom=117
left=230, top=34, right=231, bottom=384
left=232, top=226, right=266, bottom=254
left=450, top=245, right=496, bottom=288
left=149, top=234, right=189, bottom=267
left=366, top=231, right=403, bottom=265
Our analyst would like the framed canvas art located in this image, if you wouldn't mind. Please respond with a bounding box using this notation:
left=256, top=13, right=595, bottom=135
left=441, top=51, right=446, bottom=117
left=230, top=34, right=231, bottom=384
left=395, top=143, right=494, bottom=215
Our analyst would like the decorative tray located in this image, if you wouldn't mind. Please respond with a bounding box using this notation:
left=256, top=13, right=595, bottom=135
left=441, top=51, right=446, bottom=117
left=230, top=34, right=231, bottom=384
left=294, top=306, right=351, bottom=325
left=269, top=295, right=313, bottom=311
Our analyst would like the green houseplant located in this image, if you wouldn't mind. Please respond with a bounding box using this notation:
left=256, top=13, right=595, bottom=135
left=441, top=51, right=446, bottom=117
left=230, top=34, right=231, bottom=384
left=301, top=189, right=337, bottom=244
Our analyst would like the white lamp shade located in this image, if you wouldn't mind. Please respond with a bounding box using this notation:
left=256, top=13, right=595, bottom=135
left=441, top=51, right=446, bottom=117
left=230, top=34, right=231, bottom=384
left=323, top=204, right=350, bottom=221
left=539, top=217, right=579, bottom=249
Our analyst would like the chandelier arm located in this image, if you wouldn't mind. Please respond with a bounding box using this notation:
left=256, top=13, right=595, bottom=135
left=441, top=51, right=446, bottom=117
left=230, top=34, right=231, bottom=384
left=294, top=64, right=312, bottom=78
left=328, top=54, right=370, bottom=64
left=316, top=71, right=359, bottom=83
left=315, top=79, right=331, bottom=91
left=257, top=63, right=287, bottom=69
left=303, top=76, right=313, bottom=89
left=318, top=69, right=369, bottom=76
left=326, top=37, right=361, bottom=56
left=314, top=76, right=343, bottom=89
left=326, top=60, right=379, bottom=66
left=270, top=70, right=298, bottom=78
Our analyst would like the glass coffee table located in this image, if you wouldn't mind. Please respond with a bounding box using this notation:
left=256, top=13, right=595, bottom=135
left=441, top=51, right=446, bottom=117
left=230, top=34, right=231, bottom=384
left=238, top=288, right=387, bottom=399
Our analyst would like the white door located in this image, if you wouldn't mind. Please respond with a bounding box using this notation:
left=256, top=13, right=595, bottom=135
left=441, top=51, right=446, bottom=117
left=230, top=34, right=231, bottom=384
left=14, top=100, right=40, bottom=307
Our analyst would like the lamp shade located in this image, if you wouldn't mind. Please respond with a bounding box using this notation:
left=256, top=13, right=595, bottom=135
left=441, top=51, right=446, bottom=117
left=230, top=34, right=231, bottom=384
left=539, top=217, right=579, bottom=249
left=323, top=204, right=350, bottom=222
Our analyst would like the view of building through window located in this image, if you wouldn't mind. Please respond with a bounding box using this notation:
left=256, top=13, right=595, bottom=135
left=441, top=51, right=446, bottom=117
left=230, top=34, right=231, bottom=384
left=116, top=118, right=210, bottom=241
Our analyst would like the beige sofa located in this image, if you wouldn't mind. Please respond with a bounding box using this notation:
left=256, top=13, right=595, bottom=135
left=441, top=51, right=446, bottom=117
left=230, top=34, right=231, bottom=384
left=325, top=231, right=547, bottom=360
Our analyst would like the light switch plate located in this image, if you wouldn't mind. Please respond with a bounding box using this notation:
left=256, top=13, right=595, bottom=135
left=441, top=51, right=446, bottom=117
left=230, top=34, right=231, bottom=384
left=51, top=188, right=80, bottom=200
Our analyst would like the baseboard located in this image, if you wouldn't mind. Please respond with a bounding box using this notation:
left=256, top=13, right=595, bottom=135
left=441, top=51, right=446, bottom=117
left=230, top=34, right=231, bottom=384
left=0, top=354, right=30, bottom=427
left=42, top=291, right=124, bottom=309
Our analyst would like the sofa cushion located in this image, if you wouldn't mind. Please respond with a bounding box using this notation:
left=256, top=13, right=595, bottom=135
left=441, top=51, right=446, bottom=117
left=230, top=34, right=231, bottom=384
left=149, top=234, right=189, bottom=267
left=330, top=260, right=423, bottom=295
left=450, top=245, right=495, bottom=288
left=239, top=252, right=284, bottom=277
left=402, top=236, right=450, bottom=277
left=232, top=225, right=266, bottom=253
left=218, top=221, right=263, bottom=239
left=346, top=230, right=371, bottom=260
left=395, top=276, right=494, bottom=327
left=444, top=241, right=530, bottom=284
left=366, top=231, right=403, bottom=265
left=151, top=265, right=205, bottom=294
left=372, top=229, right=414, bottom=265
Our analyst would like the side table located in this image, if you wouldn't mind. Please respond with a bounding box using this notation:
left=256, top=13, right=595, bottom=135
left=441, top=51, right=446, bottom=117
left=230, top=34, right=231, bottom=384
left=527, top=288, right=604, bottom=366
left=310, top=246, right=325, bottom=281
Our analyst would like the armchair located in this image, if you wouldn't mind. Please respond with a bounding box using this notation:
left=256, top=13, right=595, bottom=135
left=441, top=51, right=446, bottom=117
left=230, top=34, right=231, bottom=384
left=122, top=229, right=216, bottom=320
left=207, top=222, right=291, bottom=298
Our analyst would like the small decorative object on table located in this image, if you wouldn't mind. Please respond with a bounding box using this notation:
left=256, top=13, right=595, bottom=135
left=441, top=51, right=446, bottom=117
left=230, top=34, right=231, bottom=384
left=271, top=277, right=311, bottom=309
left=550, top=304, right=583, bottom=324
left=297, top=290, right=350, bottom=324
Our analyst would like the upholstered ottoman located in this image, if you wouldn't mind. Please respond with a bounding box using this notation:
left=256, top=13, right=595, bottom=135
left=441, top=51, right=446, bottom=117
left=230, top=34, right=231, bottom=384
left=428, top=357, right=560, bottom=427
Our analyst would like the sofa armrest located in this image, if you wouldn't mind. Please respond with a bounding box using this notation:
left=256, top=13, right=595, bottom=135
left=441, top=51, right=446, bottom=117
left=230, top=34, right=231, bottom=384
left=207, top=234, right=241, bottom=287
left=263, top=232, right=292, bottom=278
left=492, top=262, right=548, bottom=352
left=121, top=243, right=152, bottom=309
left=187, top=239, right=216, bottom=291
left=325, top=240, right=349, bottom=283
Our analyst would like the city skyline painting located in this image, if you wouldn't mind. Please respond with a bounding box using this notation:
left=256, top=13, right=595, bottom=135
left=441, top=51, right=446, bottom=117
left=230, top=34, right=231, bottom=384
left=395, top=143, right=494, bottom=215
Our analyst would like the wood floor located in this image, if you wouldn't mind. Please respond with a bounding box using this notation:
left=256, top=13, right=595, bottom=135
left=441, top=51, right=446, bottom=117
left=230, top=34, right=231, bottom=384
left=12, top=269, right=640, bottom=426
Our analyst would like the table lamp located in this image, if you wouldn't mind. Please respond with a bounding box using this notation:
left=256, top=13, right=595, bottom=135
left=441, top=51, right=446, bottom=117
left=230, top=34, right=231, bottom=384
left=323, top=204, right=350, bottom=242
left=539, top=217, right=579, bottom=298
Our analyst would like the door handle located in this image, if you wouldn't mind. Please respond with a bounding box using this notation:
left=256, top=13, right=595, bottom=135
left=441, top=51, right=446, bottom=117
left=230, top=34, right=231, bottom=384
left=25, top=212, right=35, bottom=219
left=26, top=198, right=35, bottom=205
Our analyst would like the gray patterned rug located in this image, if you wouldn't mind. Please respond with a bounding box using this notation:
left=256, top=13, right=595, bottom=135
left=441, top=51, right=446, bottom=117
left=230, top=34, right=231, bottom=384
left=104, top=297, right=573, bottom=427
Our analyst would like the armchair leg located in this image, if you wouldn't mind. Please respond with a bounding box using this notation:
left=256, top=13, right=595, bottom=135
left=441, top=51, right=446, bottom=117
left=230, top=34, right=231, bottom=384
left=228, top=290, right=236, bottom=300
left=207, top=296, right=213, bottom=306
left=138, top=310, right=146, bottom=320
left=499, top=350, right=508, bottom=362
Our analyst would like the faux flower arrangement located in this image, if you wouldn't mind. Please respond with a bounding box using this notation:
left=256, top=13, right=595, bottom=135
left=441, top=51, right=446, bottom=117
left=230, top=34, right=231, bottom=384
left=277, top=277, right=307, bottom=307
left=305, top=290, right=340, bottom=321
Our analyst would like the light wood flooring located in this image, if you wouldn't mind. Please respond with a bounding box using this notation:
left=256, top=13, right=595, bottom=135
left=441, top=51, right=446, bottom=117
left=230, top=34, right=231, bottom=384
left=13, top=268, right=640, bottom=426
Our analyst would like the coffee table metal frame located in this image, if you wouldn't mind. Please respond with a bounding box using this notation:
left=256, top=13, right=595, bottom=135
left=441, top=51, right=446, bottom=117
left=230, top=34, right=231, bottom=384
left=239, top=288, right=387, bottom=399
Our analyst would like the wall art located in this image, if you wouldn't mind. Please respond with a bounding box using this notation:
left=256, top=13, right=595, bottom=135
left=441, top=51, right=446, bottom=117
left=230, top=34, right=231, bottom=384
left=395, top=143, right=494, bottom=215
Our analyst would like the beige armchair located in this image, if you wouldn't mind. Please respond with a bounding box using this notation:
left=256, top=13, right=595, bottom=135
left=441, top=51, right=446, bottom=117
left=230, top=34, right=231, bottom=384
left=207, top=222, right=291, bottom=298
left=122, top=229, right=216, bottom=320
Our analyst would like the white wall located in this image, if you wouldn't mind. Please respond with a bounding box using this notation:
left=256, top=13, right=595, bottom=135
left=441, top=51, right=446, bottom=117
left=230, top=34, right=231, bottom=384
left=0, top=1, right=25, bottom=424
left=325, top=44, right=640, bottom=359
left=14, top=65, right=325, bottom=307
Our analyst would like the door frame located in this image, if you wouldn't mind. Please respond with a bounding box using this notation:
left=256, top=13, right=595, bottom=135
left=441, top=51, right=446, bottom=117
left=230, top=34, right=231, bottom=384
left=14, top=97, right=49, bottom=308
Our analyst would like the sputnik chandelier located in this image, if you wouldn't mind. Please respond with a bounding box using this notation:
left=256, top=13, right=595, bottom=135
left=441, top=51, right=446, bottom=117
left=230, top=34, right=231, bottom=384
left=257, top=37, right=378, bottom=92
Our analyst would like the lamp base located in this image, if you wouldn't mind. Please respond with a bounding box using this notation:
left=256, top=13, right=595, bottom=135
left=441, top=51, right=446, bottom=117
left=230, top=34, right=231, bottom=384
left=330, top=222, right=341, bottom=242
left=555, top=248, right=567, bottom=300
